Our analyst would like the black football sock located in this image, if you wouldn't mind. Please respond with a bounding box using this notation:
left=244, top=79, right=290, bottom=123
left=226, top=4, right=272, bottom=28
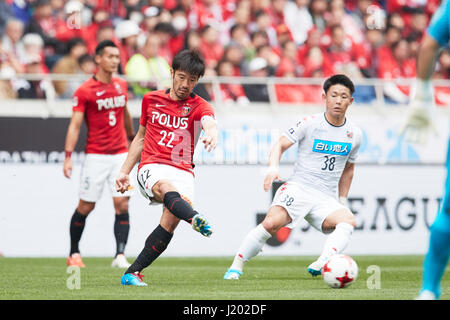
left=114, top=212, right=130, bottom=257
left=125, top=224, right=173, bottom=274
left=69, top=210, right=87, bottom=255
left=163, top=191, right=198, bottom=223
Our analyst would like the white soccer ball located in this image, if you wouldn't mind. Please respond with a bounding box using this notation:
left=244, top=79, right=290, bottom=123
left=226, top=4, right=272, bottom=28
left=322, top=254, right=358, bottom=288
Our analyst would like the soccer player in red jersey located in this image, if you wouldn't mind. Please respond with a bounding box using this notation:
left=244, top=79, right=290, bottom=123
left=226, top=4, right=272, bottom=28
left=63, top=40, right=135, bottom=268
left=116, top=49, right=218, bottom=286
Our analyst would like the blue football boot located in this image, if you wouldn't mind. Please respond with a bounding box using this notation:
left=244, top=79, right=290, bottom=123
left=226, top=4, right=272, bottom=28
left=121, top=272, right=148, bottom=286
left=223, top=268, right=243, bottom=280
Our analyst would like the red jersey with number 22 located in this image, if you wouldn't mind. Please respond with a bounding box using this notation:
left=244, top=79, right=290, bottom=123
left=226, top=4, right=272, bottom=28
left=72, top=76, right=129, bottom=155
left=139, top=89, right=215, bottom=174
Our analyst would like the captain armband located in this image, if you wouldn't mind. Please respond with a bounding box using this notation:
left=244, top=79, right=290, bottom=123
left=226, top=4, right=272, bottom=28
left=201, top=115, right=217, bottom=125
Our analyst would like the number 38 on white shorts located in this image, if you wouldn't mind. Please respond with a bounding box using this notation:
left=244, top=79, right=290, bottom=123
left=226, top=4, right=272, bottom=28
left=271, top=181, right=347, bottom=234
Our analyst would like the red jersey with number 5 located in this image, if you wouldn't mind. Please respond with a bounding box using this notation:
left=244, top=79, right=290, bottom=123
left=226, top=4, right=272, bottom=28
left=72, top=76, right=129, bottom=155
left=139, top=89, right=215, bottom=174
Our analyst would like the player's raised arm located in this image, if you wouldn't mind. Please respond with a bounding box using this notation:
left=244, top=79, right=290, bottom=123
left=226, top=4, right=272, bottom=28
left=201, top=116, right=218, bottom=152
left=263, top=135, right=294, bottom=192
left=338, top=161, right=355, bottom=205
left=116, top=124, right=146, bottom=193
left=63, top=111, right=84, bottom=178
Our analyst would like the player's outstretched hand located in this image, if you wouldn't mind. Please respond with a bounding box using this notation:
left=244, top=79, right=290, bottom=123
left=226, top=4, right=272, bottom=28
left=264, top=169, right=281, bottom=192
left=63, top=158, right=72, bottom=179
left=201, top=134, right=218, bottom=152
left=116, top=172, right=130, bottom=193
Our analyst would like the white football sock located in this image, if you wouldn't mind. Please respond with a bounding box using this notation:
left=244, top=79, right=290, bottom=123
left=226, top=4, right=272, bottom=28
left=230, top=224, right=272, bottom=272
left=317, top=222, right=354, bottom=266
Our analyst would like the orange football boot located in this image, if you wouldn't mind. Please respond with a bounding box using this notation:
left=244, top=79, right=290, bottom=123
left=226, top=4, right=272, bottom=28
left=66, top=253, right=86, bottom=268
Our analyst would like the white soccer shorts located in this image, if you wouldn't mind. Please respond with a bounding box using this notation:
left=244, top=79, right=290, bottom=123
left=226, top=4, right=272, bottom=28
left=79, top=153, right=134, bottom=202
left=137, top=163, right=195, bottom=206
left=271, top=181, right=347, bottom=234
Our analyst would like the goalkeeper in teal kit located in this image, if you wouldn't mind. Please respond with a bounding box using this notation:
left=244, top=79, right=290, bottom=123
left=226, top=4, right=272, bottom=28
left=401, top=0, right=450, bottom=300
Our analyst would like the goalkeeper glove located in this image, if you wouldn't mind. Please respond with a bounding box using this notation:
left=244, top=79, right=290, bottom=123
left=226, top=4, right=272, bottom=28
left=399, top=79, right=438, bottom=144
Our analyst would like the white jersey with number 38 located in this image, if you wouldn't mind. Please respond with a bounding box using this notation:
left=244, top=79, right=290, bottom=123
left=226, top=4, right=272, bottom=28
left=283, top=113, right=362, bottom=197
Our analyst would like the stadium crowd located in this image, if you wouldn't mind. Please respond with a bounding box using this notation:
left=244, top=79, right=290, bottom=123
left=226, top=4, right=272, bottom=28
left=0, top=0, right=448, bottom=105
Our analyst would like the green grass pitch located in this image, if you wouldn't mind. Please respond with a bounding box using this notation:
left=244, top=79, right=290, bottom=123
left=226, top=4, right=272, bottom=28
left=0, top=255, right=448, bottom=300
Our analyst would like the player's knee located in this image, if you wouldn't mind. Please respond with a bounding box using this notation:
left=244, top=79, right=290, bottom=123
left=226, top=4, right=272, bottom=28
left=342, top=214, right=357, bottom=228
left=334, top=213, right=356, bottom=229
left=152, top=180, right=177, bottom=202
left=77, top=201, right=95, bottom=215
left=349, top=218, right=357, bottom=228
left=261, top=220, right=275, bottom=235
left=262, top=206, right=291, bottom=235
left=261, top=217, right=282, bottom=235
left=114, top=197, right=129, bottom=214
left=323, top=209, right=356, bottom=231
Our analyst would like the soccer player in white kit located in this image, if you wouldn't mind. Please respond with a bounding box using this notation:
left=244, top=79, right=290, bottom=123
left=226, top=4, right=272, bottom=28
left=224, top=74, right=362, bottom=279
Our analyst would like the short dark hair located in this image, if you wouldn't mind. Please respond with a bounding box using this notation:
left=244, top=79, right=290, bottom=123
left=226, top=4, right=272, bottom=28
left=323, top=74, right=355, bottom=95
left=384, top=24, right=401, bottom=35
left=67, top=37, right=85, bottom=54
left=391, top=38, right=408, bottom=51
left=154, top=22, right=175, bottom=34
left=255, top=44, right=270, bottom=55
left=229, top=24, right=245, bottom=37
left=95, top=40, right=117, bottom=56
left=254, top=10, right=267, bottom=20
left=200, top=24, right=213, bottom=35
left=172, top=49, right=206, bottom=78
left=250, top=30, right=268, bottom=41
left=78, top=53, right=94, bottom=66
